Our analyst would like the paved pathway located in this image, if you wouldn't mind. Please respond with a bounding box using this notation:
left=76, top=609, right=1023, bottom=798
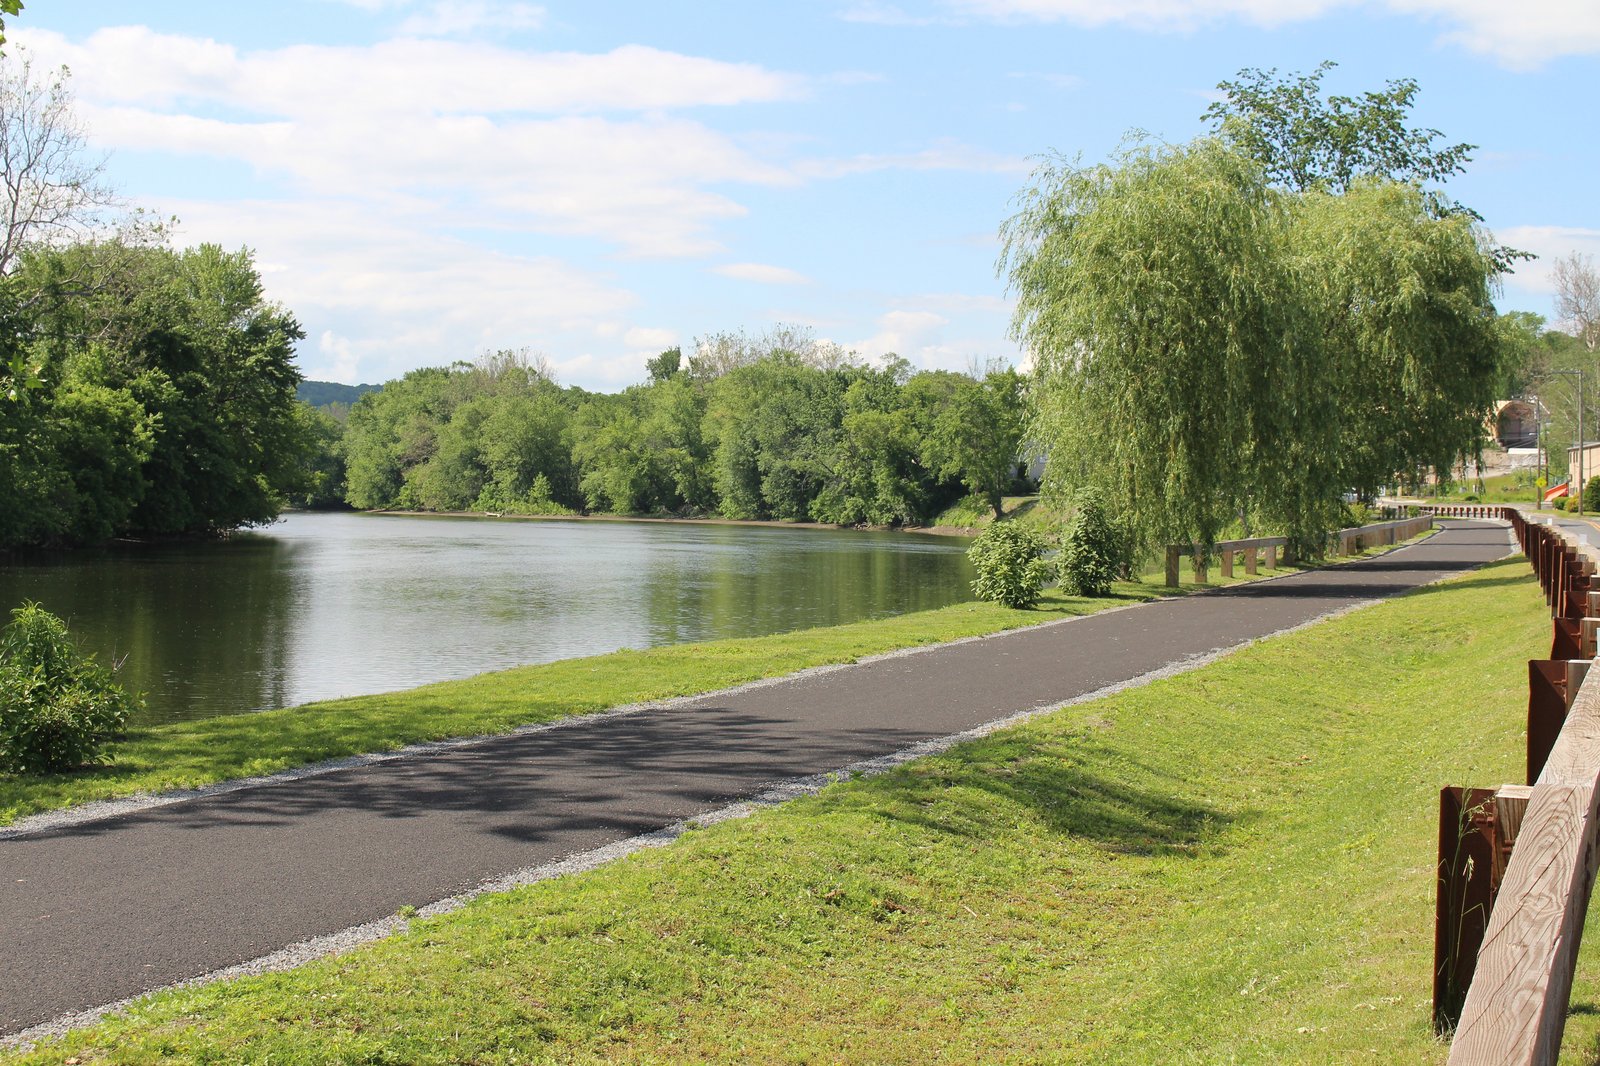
left=0, top=520, right=1514, bottom=1037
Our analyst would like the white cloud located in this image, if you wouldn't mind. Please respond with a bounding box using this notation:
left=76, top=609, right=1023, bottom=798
left=800, top=139, right=1031, bottom=179
left=903, top=291, right=1014, bottom=315
left=397, top=2, right=546, bottom=37
left=1496, top=225, right=1600, bottom=297
left=1390, top=0, right=1600, bottom=68
left=713, top=262, right=813, bottom=285
left=853, top=309, right=950, bottom=359
left=20, top=28, right=805, bottom=117
left=19, top=27, right=803, bottom=259
left=953, top=0, right=1336, bottom=29
left=932, top=0, right=1600, bottom=66
left=159, top=197, right=637, bottom=383
left=317, top=331, right=365, bottom=384
left=623, top=326, right=678, bottom=349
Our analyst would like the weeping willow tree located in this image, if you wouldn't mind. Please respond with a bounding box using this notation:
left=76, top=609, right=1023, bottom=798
left=999, top=138, right=1341, bottom=558
left=1292, top=180, right=1501, bottom=497
left=1001, top=137, right=1500, bottom=558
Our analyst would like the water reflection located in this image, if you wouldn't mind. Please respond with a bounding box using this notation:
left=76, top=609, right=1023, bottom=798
left=0, top=513, right=973, bottom=725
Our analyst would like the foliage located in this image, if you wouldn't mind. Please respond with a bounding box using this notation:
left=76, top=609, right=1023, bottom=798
left=283, top=403, right=348, bottom=510
left=0, top=602, right=137, bottom=774
left=644, top=346, right=682, bottom=383
left=1002, top=138, right=1333, bottom=556
left=1, top=240, right=305, bottom=546
left=1202, top=60, right=1475, bottom=197
left=1002, top=131, right=1501, bottom=560
left=342, top=352, right=576, bottom=513
left=0, top=1, right=21, bottom=51
left=1293, top=180, right=1501, bottom=499
left=1584, top=477, right=1600, bottom=514
left=1059, top=489, right=1129, bottom=595
left=337, top=340, right=1026, bottom=527
left=1494, top=310, right=1550, bottom=400
left=911, top=365, right=1028, bottom=519
left=1520, top=326, right=1592, bottom=478
left=966, top=521, right=1052, bottom=609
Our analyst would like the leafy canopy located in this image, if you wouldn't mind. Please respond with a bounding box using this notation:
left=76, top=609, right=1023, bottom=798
left=1001, top=135, right=1500, bottom=556
left=1202, top=60, right=1475, bottom=199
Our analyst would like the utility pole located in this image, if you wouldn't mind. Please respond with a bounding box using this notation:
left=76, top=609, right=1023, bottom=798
left=1549, top=369, right=1586, bottom=514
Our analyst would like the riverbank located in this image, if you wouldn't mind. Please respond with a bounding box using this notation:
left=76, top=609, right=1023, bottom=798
left=365, top=507, right=976, bottom=537
left=0, top=528, right=1438, bottom=828
left=5, top=554, right=1576, bottom=1063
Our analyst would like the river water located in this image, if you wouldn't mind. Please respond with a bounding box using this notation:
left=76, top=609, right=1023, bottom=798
left=0, top=512, right=975, bottom=725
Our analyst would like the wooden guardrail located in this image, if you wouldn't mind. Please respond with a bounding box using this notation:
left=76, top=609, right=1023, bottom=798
left=1417, top=503, right=1515, bottom=520
left=1443, top=508, right=1600, bottom=1064
left=1161, top=515, right=1435, bottom=588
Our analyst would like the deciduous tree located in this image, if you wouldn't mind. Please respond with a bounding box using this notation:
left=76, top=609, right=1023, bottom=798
left=1553, top=252, right=1600, bottom=353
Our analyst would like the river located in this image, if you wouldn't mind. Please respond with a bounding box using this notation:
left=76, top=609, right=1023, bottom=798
left=0, top=512, right=975, bottom=725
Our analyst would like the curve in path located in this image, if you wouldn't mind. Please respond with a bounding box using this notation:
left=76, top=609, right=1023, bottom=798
left=0, top=520, right=1514, bottom=1037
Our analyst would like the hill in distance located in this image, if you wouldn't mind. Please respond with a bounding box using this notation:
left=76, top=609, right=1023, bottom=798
left=298, top=380, right=383, bottom=408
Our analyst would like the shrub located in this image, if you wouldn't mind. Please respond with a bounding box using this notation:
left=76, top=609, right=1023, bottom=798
left=0, top=602, right=138, bottom=774
left=1584, top=477, right=1600, bottom=513
left=1059, top=490, right=1127, bottom=596
left=967, top=522, right=1052, bottom=609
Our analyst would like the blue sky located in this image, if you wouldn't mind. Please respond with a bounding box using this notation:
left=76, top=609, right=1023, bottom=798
left=14, top=0, right=1598, bottom=389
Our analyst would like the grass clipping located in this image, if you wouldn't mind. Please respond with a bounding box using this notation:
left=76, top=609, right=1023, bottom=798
left=12, top=557, right=1596, bottom=1065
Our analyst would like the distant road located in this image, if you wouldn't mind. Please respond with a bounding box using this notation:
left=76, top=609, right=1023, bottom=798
left=0, top=519, right=1515, bottom=1038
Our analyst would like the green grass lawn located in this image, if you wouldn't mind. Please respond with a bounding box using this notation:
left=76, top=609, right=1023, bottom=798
left=6, top=555, right=1588, bottom=1064
left=929, top=493, right=1056, bottom=531
left=2, top=532, right=1356, bottom=828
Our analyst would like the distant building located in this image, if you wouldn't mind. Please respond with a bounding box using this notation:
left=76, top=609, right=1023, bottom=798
left=1569, top=442, right=1600, bottom=486
left=1492, top=399, right=1541, bottom=449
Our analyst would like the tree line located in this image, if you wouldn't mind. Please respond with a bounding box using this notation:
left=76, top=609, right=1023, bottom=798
left=332, top=331, right=1030, bottom=528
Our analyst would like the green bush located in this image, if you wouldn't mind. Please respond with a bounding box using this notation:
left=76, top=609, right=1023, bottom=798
left=1584, top=477, right=1600, bottom=513
left=0, top=602, right=138, bottom=774
left=1059, top=490, right=1127, bottom=596
left=967, top=522, right=1052, bottom=609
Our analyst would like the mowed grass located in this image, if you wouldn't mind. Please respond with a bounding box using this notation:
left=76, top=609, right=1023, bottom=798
left=6, top=555, right=1585, bottom=1065
left=0, top=534, right=1357, bottom=827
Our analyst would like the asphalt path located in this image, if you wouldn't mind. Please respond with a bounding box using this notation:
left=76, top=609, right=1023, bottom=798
left=0, top=520, right=1514, bottom=1036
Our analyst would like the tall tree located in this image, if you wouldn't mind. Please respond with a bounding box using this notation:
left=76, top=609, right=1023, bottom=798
left=1001, top=138, right=1331, bottom=555
left=0, top=52, right=118, bottom=403
left=1553, top=252, right=1600, bottom=353
left=3, top=240, right=305, bottom=544
left=911, top=366, right=1027, bottom=520
left=1202, top=61, right=1475, bottom=198
left=1202, top=60, right=1526, bottom=273
left=1291, top=180, right=1500, bottom=496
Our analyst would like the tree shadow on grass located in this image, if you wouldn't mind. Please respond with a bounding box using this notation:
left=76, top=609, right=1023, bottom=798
left=862, top=731, right=1237, bottom=859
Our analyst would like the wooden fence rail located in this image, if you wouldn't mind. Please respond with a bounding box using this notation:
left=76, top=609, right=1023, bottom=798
left=1446, top=507, right=1600, bottom=1064
left=1161, top=515, right=1434, bottom=588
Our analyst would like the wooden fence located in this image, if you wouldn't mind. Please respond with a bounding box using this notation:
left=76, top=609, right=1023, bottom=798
left=1161, top=515, right=1435, bottom=588
left=1443, top=507, right=1600, bottom=1064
